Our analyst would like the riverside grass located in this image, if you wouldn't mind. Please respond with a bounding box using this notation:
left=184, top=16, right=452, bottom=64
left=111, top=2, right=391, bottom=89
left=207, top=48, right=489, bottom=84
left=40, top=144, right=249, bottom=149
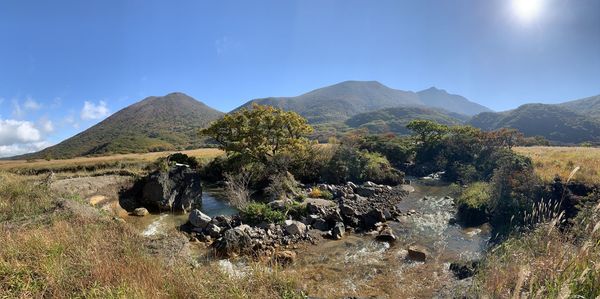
left=0, top=173, right=303, bottom=298
left=474, top=167, right=600, bottom=298
left=515, top=146, right=600, bottom=185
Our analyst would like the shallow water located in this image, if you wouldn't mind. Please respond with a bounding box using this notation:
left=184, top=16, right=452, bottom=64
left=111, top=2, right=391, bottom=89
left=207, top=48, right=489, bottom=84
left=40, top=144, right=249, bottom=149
left=130, top=188, right=237, bottom=236
left=289, top=179, right=491, bottom=297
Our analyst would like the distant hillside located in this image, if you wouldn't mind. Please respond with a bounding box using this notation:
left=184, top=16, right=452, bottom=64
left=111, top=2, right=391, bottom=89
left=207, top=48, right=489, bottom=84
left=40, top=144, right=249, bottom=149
left=236, top=81, right=491, bottom=123
left=345, top=106, right=464, bottom=135
left=20, top=92, right=224, bottom=159
left=559, top=94, right=600, bottom=120
left=469, top=103, right=600, bottom=144
left=417, top=87, right=491, bottom=116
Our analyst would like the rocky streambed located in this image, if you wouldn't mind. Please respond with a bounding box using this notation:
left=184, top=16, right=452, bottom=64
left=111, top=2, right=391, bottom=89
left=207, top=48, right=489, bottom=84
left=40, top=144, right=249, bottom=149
left=127, top=178, right=490, bottom=297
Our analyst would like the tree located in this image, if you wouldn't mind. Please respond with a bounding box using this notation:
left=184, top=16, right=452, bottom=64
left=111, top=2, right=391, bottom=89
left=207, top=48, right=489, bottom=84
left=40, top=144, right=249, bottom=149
left=406, top=119, right=449, bottom=144
left=200, top=104, right=314, bottom=164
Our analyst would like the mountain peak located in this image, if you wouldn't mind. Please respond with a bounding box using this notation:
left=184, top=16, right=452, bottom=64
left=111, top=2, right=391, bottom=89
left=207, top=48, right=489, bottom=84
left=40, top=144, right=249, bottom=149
left=19, top=93, right=224, bottom=159
left=420, top=87, right=447, bottom=93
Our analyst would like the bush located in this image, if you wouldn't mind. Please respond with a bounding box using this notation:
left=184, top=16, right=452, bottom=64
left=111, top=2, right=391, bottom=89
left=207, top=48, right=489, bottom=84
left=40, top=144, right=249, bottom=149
left=224, top=169, right=253, bottom=209
left=488, top=151, right=541, bottom=237
left=264, top=171, right=300, bottom=201
left=319, top=190, right=334, bottom=200
left=456, top=182, right=491, bottom=226
left=361, top=151, right=404, bottom=185
left=240, top=202, right=286, bottom=225
left=323, top=145, right=404, bottom=185
left=308, top=188, right=323, bottom=198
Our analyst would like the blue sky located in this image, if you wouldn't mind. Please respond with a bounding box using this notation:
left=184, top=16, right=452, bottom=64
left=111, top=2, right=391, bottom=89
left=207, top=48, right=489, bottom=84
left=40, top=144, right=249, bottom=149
left=1, top=0, right=600, bottom=157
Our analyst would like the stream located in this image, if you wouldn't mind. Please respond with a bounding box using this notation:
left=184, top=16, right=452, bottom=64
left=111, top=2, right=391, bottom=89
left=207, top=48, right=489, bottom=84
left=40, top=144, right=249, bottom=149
left=128, top=187, right=237, bottom=236
left=287, top=179, right=491, bottom=297
left=131, top=180, right=491, bottom=297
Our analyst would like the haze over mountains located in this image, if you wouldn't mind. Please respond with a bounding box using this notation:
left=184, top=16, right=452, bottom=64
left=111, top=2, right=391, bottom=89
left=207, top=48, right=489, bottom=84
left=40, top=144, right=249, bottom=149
left=13, top=80, right=600, bottom=159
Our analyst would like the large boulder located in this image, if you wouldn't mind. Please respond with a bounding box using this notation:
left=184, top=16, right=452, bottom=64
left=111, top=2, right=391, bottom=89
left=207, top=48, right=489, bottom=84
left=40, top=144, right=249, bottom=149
left=331, top=222, right=345, bottom=240
left=141, top=166, right=202, bottom=212
left=213, top=227, right=253, bottom=257
left=189, top=209, right=212, bottom=228
left=133, top=207, right=149, bottom=216
left=284, top=220, right=307, bottom=236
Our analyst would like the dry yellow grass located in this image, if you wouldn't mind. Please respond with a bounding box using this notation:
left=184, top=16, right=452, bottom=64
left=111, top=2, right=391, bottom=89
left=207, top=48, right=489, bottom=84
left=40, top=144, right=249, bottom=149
left=515, top=146, right=600, bottom=185
left=0, top=148, right=224, bottom=175
left=0, top=173, right=303, bottom=298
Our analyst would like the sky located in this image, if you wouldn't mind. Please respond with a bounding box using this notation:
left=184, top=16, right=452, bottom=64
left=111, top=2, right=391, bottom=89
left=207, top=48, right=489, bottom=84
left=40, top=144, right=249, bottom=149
left=1, top=0, right=600, bottom=157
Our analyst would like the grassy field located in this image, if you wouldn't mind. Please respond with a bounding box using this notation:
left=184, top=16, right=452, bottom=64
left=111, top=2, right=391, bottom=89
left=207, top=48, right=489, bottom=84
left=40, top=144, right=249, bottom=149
left=0, top=148, right=224, bottom=177
left=515, top=146, right=600, bottom=185
left=0, top=172, right=303, bottom=298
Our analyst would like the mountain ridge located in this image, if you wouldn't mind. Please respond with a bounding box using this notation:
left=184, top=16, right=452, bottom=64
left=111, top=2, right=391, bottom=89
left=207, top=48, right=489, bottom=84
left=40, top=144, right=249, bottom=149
left=235, top=80, right=492, bottom=123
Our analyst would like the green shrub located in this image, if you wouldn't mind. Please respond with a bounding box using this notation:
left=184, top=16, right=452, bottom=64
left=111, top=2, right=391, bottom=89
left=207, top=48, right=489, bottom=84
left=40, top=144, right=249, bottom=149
left=456, top=182, right=491, bottom=226
left=319, top=190, right=334, bottom=200
left=323, top=145, right=404, bottom=185
left=240, top=202, right=286, bottom=225
left=361, top=151, right=404, bottom=185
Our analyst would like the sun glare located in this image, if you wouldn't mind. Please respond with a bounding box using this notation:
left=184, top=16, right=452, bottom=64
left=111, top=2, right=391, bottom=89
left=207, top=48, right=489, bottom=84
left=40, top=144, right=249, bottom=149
left=512, top=0, right=544, bottom=23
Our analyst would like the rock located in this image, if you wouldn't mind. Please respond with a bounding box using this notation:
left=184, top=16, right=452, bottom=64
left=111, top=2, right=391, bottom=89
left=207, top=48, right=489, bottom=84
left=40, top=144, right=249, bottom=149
left=306, top=214, right=320, bottom=225
left=450, top=261, right=479, bottom=279
left=189, top=209, right=212, bottom=229
left=362, top=209, right=386, bottom=230
left=340, top=204, right=357, bottom=217
left=355, top=186, right=379, bottom=197
left=347, top=181, right=358, bottom=190
left=213, top=227, right=253, bottom=257
left=382, top=209, right=393, bottom=220
left=375, top=226, right=396, bottom=242
left=268, top=199, right=292, bottom=210
left=274, top=250, right=296, bottom=266
left=331, top=222, right=345, bottom=240
left=312, top=218, right=330, bottom=231
left=205, top=223, right=222, bottom=238
left=141, top=166, right=202, bottom=212
left=284, top=220, right=307, bottom=235
left=407, top=245, right=429, bottom=262
left=133, top=207, right=149, bottom=216
left=326, top=209, right=344, bottom=223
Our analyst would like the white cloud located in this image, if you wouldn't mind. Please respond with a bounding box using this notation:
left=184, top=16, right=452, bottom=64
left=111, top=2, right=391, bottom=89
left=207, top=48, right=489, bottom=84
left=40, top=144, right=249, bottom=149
left=81, top=100, right=110, bottom=120
left=0, top=118, right=52, bottom=158
left=39, top=118, right=54, bottom=133
left=24, top=97, right=42, bottom=110
left=0, top=141, right=52, bottom=158
left=0, top=119, right=41, bottom=146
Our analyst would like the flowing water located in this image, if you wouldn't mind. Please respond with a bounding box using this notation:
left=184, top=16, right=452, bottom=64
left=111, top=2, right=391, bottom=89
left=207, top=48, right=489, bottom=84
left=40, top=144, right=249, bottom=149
left=288, top=179, right=491, bottom=298
left=131, top=181, right=490, bottom=297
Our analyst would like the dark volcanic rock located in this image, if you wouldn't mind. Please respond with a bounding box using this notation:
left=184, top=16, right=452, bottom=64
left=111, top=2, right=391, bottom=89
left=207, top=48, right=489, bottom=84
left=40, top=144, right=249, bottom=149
left=141, top=166, right=202, bottom=212
left=407, top=245, right=429, bottom=262
left=331, top=222, right=345, bottom=240
left=375, top=225, right=396, bottom=242
left=213, top=227, right=253, bottom=257
left=450, top=261, right=479, bottom=279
